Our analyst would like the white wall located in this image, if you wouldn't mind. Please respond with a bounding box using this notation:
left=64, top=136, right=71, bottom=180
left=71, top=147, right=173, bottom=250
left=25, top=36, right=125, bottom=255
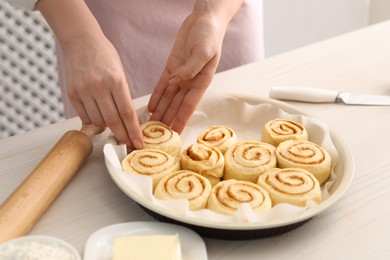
left=369, top=0, right=390, bottom=24
left=263, top=0, right=370, bottom=57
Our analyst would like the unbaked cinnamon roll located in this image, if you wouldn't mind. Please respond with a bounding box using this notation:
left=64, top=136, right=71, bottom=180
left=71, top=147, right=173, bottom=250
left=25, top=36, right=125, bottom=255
left=257, top=168, right=321, bottom=206
left=207, top=179, right=272, bottom=215
left=141, top=121, right=182, bottom=158
left=121, top=149, right=180, bottom=189
left=154, top=170, right=212, bottom=211
left=180, top=143, right=224, bottom=186
left=197, top=126, right=238, bottom=154
left=224, top=140, right=277, bottom=183
left=276, top=140, right=331, bottom=185
left=261, top=118, right=308, bottom=146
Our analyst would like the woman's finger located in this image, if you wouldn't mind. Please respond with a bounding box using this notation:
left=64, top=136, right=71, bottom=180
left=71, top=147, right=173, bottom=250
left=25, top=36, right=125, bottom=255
left=82, top=96, right=105, bottom=127
left=160, top=87, right=187, bottom=127
left=171, top=88, right=206, bottom=134
left=148, top=70, right=171, bottom=113
left=149, top=83, right=181, bottom=123
left=112, top=86, right=144, bottom=149
left=70, top=97, right=91, bottom=125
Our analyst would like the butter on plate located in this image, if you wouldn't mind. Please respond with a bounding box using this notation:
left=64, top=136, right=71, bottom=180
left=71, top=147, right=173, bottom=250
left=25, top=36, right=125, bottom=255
left=112, top=234, right=182, bottom=260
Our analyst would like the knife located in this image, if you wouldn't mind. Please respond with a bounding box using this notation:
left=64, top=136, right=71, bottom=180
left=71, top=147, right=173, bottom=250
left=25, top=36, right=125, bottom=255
left=269, top=86, right=390, bottom=106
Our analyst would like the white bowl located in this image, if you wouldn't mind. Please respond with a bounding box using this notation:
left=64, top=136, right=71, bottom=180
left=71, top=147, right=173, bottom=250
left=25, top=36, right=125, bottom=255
left=0, top=235, right=81, bottom=259
left=104, top=92, right=354, bottom=239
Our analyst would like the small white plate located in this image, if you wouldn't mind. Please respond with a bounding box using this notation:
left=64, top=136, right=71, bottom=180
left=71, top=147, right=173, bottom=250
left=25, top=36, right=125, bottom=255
left=83, top=221, right=208, bottom=260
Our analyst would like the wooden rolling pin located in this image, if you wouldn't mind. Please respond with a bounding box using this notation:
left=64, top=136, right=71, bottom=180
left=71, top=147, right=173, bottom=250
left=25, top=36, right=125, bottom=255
left=0, top=124, right=105, bottom=243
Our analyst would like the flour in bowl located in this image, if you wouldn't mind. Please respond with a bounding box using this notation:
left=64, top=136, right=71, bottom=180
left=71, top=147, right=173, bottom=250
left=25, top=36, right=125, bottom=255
left=0, top=239, right=78, bottom=260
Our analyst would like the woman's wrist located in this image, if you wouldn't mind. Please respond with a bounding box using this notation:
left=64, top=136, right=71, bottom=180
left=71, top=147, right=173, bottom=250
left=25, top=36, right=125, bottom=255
left=192, top=0, right=244, bottom=27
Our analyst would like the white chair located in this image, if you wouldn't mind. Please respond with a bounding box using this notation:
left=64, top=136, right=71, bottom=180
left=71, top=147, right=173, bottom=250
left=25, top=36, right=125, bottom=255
left=0, top=2, right=63, bottom=139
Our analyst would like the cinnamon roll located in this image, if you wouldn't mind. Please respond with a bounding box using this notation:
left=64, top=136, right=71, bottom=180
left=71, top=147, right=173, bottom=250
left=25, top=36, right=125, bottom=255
left=224, top=140, right=277, bottom=183
left=121, top=149, right=180, bottom=189
left=180, top=143, right=224, bottom=186
left=197, top=126, right=238, bottom=154
left=141, top=121, right=182, bottom=158
left=207, top=179, right=272, bottom=215
left=276, top=140, right=331, bottom=185
left=257, top=168, right=321, bottom=206
left=154, top=170, right=212, bottom=211
left=261, top=118, right=308, bottom=146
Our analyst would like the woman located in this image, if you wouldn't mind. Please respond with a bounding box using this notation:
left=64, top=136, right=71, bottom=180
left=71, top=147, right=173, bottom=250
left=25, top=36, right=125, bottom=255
left=7, top=0, right=263, bottom=149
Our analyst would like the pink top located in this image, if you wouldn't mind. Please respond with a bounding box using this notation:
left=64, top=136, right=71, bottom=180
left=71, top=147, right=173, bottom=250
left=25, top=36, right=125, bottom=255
left=56, top=0, right=264, bottom=117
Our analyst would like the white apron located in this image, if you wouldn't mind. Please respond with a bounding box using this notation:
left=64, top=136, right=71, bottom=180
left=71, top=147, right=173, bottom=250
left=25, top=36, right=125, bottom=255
left=56, top=0, right=264, bottom=117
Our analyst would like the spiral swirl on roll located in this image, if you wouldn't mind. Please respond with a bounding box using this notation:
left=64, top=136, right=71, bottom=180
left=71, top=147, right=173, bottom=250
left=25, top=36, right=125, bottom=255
left=261, top=118, right=308, bottom=146
left=197, top=126, right=238, bottom=154
left=257, top=168, right=321, bottom=206
left=224, top=140, right=277, bottom=183
left=180, top=143, right=224, bottom=186
left=141, top=121, right=182, bottom=158
left=207, top=179, right=272, bottom=215
left=276, top=140, right=331, bottom=185
left=121, top=149, right=180, bottom=189
left=154, top=170, right=212, bottom=210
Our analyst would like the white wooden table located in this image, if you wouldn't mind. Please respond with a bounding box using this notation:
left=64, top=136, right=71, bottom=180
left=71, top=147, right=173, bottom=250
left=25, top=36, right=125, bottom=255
left=1, top=20, right=390, bottom=259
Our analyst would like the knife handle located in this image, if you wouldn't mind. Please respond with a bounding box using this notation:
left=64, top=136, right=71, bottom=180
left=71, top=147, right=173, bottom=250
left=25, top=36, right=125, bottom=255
left=270, top=87, right=339, bottom=103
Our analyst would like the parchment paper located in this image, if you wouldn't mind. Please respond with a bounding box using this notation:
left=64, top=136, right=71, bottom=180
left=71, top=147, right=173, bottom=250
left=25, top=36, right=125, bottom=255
left=104, top=93, right=339, bottom=223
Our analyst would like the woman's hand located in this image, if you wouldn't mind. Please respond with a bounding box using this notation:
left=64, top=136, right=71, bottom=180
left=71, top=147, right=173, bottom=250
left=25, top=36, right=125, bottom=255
left=37, top=0, right=143, bottom=148
left=64, top=35, right=143, bottom=148
left=148, top=0, right=244, bottom=134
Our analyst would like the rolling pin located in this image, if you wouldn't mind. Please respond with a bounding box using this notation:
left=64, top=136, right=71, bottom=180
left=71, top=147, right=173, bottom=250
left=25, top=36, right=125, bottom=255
left=0, top=124, right=105, bottom=243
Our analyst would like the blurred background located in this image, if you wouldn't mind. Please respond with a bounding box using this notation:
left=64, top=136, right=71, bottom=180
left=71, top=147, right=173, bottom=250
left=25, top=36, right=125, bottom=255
left=1, top=0, right=389, bottom=139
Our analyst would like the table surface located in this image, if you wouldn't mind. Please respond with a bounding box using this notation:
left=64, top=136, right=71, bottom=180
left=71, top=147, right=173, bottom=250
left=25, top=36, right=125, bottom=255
left=1, top=20, right=390, bottom=259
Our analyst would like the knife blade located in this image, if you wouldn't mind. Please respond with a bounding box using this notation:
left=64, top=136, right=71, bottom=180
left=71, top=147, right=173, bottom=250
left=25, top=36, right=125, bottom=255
left=269, top=87, right=390, bottom=105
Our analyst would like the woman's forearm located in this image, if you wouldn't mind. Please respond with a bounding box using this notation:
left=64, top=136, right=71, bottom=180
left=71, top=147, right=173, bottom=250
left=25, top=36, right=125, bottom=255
left=35, top=0, right=105, bottom=52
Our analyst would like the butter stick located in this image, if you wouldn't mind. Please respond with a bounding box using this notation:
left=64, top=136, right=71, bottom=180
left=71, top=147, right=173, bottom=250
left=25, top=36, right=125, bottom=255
left=112, top=234, right=182, bottom=260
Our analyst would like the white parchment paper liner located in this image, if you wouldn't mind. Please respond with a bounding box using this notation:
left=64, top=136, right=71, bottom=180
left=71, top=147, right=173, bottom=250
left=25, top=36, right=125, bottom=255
left=104, top=93, right=339, bottom=224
